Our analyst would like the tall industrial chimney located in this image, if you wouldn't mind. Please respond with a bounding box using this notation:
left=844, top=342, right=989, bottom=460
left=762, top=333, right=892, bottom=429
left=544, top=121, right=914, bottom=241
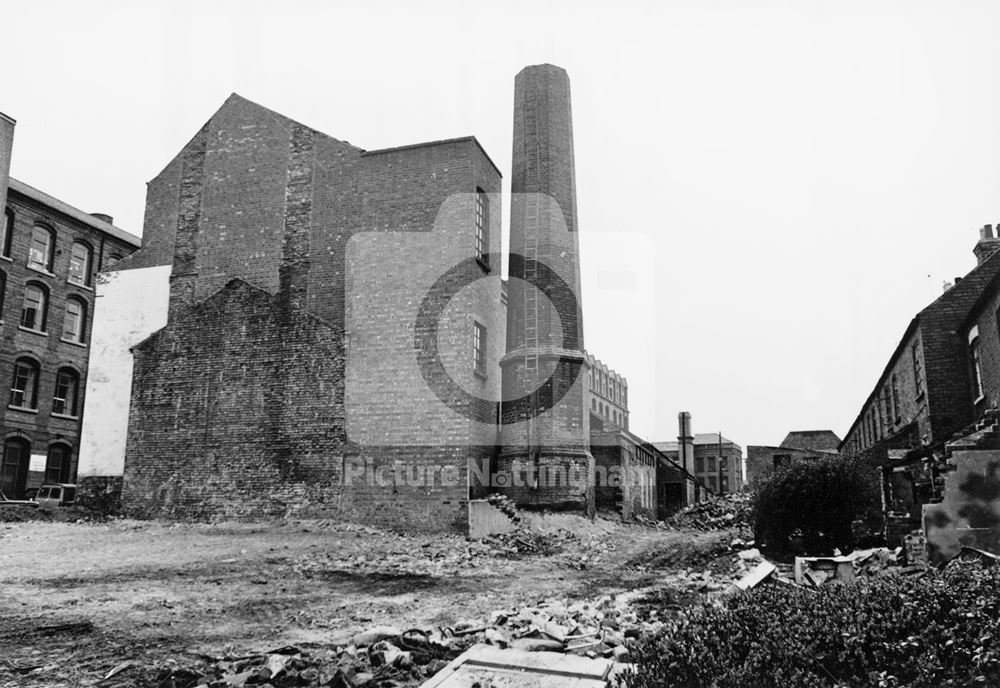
left=677, top=412, right=696, bottom=505
left=498, top=64, right=592, bottom=512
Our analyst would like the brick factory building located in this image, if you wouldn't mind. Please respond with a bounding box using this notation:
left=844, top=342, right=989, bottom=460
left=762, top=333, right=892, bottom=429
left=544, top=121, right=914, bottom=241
left=745, top=429, right=840, bottom=486
left=654, top=425, right=744, bottom=495
left=76, top=64, right=689, bottom=530
left=0, top=113, right=140, bottom=500
left=840, top=226, right=1000, bottom=545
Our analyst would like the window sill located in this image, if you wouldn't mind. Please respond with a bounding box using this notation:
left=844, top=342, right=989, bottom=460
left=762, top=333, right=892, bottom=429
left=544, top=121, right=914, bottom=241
left=975, top=393, right=986, bottom=406
left=7, top=405, right=38, bottom=414
left=67, top=280, right=94, bottom=292
left=474, top=369, right=488, bottom=381
left=476, top=257, right=491, bottom=273
left=26, top=264, right=55, bottom=278
left=60, top=337, right=87, bottom=348
left=18, top=326, right=48, bottom=337
left=915, top=391, right=925, bottom=402
left=50, top=412, right=79, bottom=421
left=0, top=254, right=11, bottom=263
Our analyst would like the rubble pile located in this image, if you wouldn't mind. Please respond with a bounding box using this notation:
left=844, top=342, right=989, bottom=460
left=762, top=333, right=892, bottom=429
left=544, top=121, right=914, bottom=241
left=663, top=492, right=753, bottom=532
left=144, top=595, right=656, bottom=688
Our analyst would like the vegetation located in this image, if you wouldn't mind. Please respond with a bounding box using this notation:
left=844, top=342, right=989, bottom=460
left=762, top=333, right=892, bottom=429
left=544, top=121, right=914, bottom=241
left=752, top=454, right=878, bottom=553
left=620, top=563, right=1000, bottom=688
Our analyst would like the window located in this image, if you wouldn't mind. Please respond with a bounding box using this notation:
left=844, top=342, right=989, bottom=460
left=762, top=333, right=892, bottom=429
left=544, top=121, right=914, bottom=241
left=108, top=253, right=123, bottom=265
left=28, top=225, right=54, bottom=271
left=475, top=188, right=489, bottom=266
left=0, top=270, right=5, bottom=315
left=970, top=327, right=984, bottom=400
left=2, top=209, right=12, bottom=258
left=912, top=341, right=924, bottom=397
left=707, top=456, right=717, bottom=472
left=68, top=241, right=93, bottom=286
left=62, top=297, right=87, bottom=343
left=10, top=358, right=39, bottom=409
left=695, top=456, right=704, bottom=473
left=52, top=368, right=79, bottom=416
left=45, top=444, right=71, bottom=483
left=591, top=398, right=596, bottom=410
left=1, top=439, right=30, bottom=499
left=891, top=374, right=900, bottom=421
left=473, top=321, right=487, bottom=376
left=20, top=283, right=48, bottom=331
left=883, top=385, right=892, bottom=427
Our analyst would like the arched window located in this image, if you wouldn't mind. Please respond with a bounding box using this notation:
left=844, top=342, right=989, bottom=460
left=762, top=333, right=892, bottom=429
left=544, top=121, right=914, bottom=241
left=68, top=241, right=93, bottom=286
left=45, top=444, right=72, bottom=483
left=475, top=187, right=489, bottom=266
left=20, top=283, right=48, bottom=331
left=2, top=208, right=12, bottom=258
left=28, top=224, right=54, bottom=272
left=10, top=357, right=39, bottom=409
left=62, top=297, right=87, bottom=343
left=52, top=368, right=80, bottom=417
left=108, top=253, right=124, bottom=265
left=1, top=438, right=30, bottom=499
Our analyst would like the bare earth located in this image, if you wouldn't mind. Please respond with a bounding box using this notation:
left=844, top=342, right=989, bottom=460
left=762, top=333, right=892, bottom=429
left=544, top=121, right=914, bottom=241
left=0, top=516, right=729, bottom=687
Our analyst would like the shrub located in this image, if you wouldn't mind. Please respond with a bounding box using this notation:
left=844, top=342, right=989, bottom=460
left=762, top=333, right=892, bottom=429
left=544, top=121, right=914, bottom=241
left=619, top=564, right=1000, bottom=688
left=753, top=454, right=878, bottom=553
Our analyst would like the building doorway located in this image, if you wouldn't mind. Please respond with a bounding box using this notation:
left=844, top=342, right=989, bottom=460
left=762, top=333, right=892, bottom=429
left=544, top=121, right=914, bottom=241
left=1, top=438, right=31, bottom=499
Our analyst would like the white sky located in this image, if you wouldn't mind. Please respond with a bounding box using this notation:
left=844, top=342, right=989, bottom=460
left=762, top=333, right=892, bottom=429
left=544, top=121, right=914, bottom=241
left=5, top=0, right=1000, bottom=449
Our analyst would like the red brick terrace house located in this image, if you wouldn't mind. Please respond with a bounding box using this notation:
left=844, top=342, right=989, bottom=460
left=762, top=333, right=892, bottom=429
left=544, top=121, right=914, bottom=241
left=840, top=226, right=1000, bottom=545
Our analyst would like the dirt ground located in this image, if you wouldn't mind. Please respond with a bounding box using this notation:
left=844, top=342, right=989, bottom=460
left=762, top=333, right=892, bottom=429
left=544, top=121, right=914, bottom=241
left=0, top=515, right=732, bottom=688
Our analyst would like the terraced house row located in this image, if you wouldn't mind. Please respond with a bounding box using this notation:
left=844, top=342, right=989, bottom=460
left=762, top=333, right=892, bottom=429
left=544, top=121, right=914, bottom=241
left=0, top=113, right=140, bottom=499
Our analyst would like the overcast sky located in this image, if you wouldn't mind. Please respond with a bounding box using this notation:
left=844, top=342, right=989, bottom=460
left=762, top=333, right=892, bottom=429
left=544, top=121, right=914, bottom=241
left=5, top=0, right=1000, bottom=449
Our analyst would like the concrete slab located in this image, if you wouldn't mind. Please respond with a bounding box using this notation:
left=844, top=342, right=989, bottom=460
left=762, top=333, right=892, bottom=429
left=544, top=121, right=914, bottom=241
left=421, top=644, right=613, bottom=688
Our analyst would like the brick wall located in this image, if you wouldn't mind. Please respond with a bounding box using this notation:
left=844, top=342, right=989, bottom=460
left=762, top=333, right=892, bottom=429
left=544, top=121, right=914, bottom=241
left=119, top=94, right=504, bottom=531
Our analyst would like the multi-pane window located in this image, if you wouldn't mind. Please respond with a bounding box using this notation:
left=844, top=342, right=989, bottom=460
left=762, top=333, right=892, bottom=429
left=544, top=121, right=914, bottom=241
left=2, top=209, right=12, bottom=258
left=971, top=332, right=984, bottom=400
left=891, top=374, right=900, bottom=421
left=63, top=298, right=86, bottom=343
left=912, top=341, right=924, bottom=397
left=10, top=358, right=39, bottom=409
left=45, top=444, right=71, bottom=483
left=473, top=321, right=487, bottom=376
left=20, top=283, right=47, bottom=331
left=1, top=439, right=30, bottom=500
left=475, top=188, right=489, bottom=265
left=52, top=368, right=79, bottom=416
left=68, top=241, right=93, bottom=286
left=28, top=225, right=54, bottom=271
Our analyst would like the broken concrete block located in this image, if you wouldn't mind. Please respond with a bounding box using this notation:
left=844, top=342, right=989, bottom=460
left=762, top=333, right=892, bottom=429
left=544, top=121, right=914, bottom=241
left=509, top=637, right=565, bottom=652
left=353, top=626, right=403, bottom=647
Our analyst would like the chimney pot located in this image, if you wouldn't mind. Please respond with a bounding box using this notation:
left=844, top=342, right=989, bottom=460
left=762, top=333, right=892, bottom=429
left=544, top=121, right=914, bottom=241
left=982, top=224, right=996, bottom=240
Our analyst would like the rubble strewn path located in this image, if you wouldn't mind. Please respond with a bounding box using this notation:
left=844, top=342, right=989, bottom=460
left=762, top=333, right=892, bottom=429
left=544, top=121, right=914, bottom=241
left=0, top=517, right=732, bottom=687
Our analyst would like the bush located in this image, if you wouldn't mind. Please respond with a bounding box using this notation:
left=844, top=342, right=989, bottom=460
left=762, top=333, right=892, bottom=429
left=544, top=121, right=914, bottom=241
left=753, top=454, right=878, bottom=553
left=620, top=564, right=1000, bottom=688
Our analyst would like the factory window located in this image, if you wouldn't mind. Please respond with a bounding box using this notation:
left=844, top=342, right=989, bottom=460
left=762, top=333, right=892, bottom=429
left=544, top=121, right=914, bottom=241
left=62, top=297, right=87, bottom=343
left=2, top=208, right=12, bottom=258
left=28, top=224, right=54, bottom=272
left=970, top=329, right=984, bottom=401
left=45, top=443, right=72, bottom=483
left=695, top=456, right=704, bottom=473
left=912, top=341, right=924, bottom=397
left=473, top=321, right=487, bottom=377
left=707, top=456, right=716, bottom=472
left=0, top=270, right=5, bottom=314
left=20, top=283, right=48, bottom=332
left=883, top=385, right=892, bottom=428
left=10, top=357, right=39, bottom=409
left=52, top=368, right=80, bottom=417
left=68, top=241, right=93, bottom=286
left=591, top=398, right=596, bottom=411
left=475, top=188, right=489, bottom=266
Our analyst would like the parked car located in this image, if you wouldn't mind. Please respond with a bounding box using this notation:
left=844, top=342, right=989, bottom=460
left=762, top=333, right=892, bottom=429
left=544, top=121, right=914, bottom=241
left=0, top=489, right=37, bottom=508
left=32, top=483, right=77, bottom=510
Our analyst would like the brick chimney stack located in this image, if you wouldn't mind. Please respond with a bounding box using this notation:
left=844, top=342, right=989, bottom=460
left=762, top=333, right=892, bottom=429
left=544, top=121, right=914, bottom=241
left=0, top=112, right=15, bottom=216
left=498, top=64, right=593, bottom=513
left=974, top=224, right=1000, bottom=265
